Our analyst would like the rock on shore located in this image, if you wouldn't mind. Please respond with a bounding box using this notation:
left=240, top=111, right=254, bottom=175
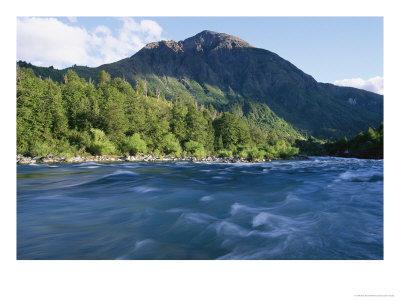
left=17, top=154, right=277, bottom=165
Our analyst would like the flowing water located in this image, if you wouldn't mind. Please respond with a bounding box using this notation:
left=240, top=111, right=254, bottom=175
left=17, top=157, right=383, bottom=259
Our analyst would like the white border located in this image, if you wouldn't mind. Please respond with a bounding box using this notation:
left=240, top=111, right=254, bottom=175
left=3, top=1, right=399, bottom=299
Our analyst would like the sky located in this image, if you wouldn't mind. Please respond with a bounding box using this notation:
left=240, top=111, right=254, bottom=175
left=17, top=16, right=383, bottom=94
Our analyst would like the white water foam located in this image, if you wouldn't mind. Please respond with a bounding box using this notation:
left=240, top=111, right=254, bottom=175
left=181, top=212, right=217, bottom=224
left=166, top=208, right=191, bottom=213
left=252, top=211, right=295, bottom=228
left=200, top=195, right=213, bottom=202
left=120, top=164, right=140, bottom=169
left=129, top=186, right=159, bottom=193
left=240, top=170, right=260, bottom=174
left=337, top=169, right=383, bottom=182
left=339, top=170, right=357, bottom=181
left=134, top=239, right=154, bottom=250
left=102, top=170, right=138, bottom=178
left=230, top=203, right=262, bottom=216
left=284, top=192, right=301, bottom=203
left=32, top=194, right=86, bottom=202
left=211, top=176, right=231, bottom=180
left=252, top=212, right=272, bottom=227
left=214, top=221, right=250, bottom=237
left=76, top=162, right=102, bottom=167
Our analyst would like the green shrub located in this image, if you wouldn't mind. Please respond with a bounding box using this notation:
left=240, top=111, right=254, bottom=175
left=218, top=149, right=233, bottom=158
left=88, top=141, right=116, bottom=155
left=235, top=145, right=252, bottom=158
left=87, top=129, right=116, bottom=155
left=68, top=129, right=91, bottom=150
left=28, top=138, right=78, bottom=158
left=52, top=139, right=79, bottom=158
left=247, top=148, right=266, bottom=161
left=152, top=149, right=161, bottom=157
left=184, top=140, right=206, bottom=158
left=260, top=140, right=299, bottom=159
left=121, top=133, right=147, bottom=155
left=29, top=140, right=53, bottom=157
left=160, top=133, right=182, bottom=156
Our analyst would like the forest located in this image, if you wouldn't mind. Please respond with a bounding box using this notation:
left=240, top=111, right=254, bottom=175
left=17, top=67, right=300, bottom=161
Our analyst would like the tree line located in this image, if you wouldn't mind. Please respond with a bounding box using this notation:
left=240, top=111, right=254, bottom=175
left=295, top=125, right=383, bottom=159
left=17, top=68, right=300, bottom=160
left=325, top=124, right=383, bottom=158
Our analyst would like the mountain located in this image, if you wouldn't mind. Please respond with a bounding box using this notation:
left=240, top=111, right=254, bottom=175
left=18, top=30, right=383, bottom=140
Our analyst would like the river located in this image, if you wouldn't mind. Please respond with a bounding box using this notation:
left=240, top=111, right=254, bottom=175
left=17, top=157, right=383, bottom=259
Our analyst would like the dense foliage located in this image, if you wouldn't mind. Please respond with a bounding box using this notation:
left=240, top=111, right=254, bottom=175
left=17, top=67, right=300, bottom=160
left=325, top=124, right=383, bottom=158
left=293, top=125, right=383, bottom=159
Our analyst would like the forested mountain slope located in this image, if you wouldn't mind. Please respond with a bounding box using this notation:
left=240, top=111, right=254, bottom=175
left=18, top=30, right=383, bottom=140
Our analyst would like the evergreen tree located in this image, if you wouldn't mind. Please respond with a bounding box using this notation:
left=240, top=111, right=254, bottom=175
left=170, top=102, right=188, bottom=142
left=185, top=103, right=208, bottom=146
left=16, top=67, right=304, bottom=160
left=213, top=112, right=251, bottom=151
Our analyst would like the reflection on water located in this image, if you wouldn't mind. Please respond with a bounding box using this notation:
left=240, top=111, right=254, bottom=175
left=17, top=157, right=383, bottom=259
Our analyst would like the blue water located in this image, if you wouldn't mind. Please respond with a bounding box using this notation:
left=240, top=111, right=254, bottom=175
left=17, top=157, right=383, bottom=260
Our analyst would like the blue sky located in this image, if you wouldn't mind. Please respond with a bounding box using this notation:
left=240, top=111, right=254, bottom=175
left=17, top=17, right=383, bottom=93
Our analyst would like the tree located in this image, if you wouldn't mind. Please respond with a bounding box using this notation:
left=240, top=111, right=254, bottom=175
left=202, top=109, right=215, bottom=152
left=170, top=103, right=188, bottom=142
left=213, top=112, right=251, bottom=151
left=96, top=70, right=111, bottom=88
left=102, top=96, right=129, bottom=144
left=16, top=67, right=303, bottom=160
left=44, top=79, right=69, bottom=139
left=185, top=103, right=208, bottom=145
left=142, top=100, right=170, bottom=149
left=62, top=70, right=91, bottom=131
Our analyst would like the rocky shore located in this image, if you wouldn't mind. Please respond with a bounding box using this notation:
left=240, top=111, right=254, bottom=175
left=16, top=154, right=309, bottom=165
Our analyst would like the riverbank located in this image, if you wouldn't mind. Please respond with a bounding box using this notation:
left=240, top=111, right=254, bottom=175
left=16, top=154, right=309, bottom=165
left=332, top=149, right=383, bottom=160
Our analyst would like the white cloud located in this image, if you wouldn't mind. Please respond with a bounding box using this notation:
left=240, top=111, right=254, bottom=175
left=17, top=17, right=164, bottom=69
left=17, top=17, right=96, bottom=68
left=67, top=17, right=78, bottom=23
left=334, top=76, right=383, bottom=95
left=94, top=25, right=111, bottom=36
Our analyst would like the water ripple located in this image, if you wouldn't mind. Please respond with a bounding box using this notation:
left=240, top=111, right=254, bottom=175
left=17, top=157, right=383, bottom=260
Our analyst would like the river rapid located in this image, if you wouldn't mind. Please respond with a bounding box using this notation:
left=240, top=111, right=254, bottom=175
left=17, top=157, right=383, bottom=259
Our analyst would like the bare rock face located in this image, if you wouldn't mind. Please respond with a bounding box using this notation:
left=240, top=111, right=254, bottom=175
left=144, top=40, right=184, bottom=53
left=182, top=30, right=253, bottom=52
left=143, top=31, right=253, bottom=53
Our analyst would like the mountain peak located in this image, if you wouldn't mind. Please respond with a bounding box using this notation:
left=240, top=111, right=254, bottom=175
left=143, top=40, right=183, bottom=52
left=141, top=31, right=253, bottom=55
left=182, top=30, right=253, bottom=51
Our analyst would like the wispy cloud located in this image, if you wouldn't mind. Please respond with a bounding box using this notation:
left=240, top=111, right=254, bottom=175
left=17, top=17, right=164, bottom=69
left=66, top=17, right=78, bottom=23
left=334, top=76, right=383, bottom=95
